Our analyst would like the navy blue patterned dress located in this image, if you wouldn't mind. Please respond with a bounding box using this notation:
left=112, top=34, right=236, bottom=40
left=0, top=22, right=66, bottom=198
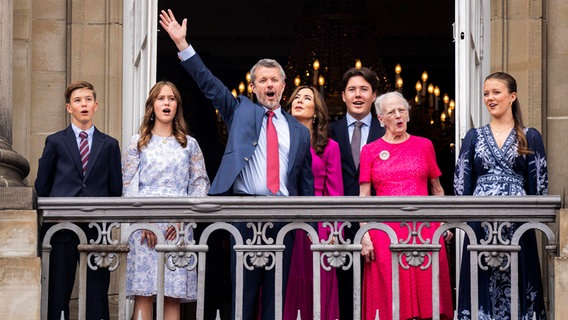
left=454, top=125, right=548, bottom=320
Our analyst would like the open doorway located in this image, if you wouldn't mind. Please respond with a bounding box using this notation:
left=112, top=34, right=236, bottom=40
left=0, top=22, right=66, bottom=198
left=156, top=0, right=456, bottom=191
left=153, top=0, right=457, bottom=318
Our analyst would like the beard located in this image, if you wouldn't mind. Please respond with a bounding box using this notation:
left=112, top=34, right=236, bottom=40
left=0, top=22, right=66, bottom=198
left=257, top=92, right=282, bottom=110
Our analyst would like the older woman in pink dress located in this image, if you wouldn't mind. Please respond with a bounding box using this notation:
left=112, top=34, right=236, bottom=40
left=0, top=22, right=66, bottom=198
left=359, top=91, right=453, bottom=320
left=284, top=85, right=343, bottom=320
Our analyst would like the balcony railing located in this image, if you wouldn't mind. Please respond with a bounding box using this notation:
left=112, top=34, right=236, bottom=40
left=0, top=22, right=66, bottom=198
left=38, top=195, right=561, bottom=320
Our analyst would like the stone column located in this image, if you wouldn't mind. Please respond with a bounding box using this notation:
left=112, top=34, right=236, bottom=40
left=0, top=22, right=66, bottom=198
left=1, top=1, right=39, bottom=319
left=0, top=0, right=30, bottom=187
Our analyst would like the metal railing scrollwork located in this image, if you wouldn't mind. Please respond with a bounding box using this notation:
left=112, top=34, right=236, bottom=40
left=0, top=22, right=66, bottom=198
left=38, top=195, right=561, bottom=320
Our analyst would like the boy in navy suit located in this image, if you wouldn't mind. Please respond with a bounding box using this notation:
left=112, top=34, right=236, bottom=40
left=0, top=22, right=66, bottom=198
left=36, top=81, right=122, bottom=320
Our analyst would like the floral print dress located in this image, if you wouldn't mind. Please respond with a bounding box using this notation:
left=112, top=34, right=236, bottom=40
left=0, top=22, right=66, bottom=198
left=122, top=134, right=210, bottom=301
left=454, top=125, right=548, bottom=320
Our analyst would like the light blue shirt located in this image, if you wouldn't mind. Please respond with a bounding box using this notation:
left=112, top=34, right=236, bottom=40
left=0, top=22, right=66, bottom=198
left=346, top=112, right=372, bottom=151
left=178, top=45, right=291, bottom=195
left=71, top=123, right=94, bottom=151
left=178, top=45, right=196, bottom=61
left=232, top=107, right=290, bottom=196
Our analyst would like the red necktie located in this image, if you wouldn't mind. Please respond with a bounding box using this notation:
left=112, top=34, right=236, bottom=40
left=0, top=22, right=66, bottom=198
left=266, top=111, right=279, bottom=194
left=79, top=131, right=90, bottom=175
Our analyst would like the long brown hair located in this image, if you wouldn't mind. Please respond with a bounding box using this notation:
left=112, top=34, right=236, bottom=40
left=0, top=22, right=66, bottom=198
left=484, top=72, right=532, bottom=155
left=137, top=81, right=188, bottom=151
left=287, top=85, right=329, bottom=156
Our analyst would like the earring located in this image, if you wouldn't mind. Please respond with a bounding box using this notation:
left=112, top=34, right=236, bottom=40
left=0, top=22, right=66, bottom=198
left=312, top=116, right=317, bottom=124
left=150, top=113, right=154, bottom=121
left=380, top=121, right=385, bottom=127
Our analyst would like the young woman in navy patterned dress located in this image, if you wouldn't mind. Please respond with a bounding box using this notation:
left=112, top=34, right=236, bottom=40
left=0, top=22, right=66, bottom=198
left=454, top=72, right=548, bottom=320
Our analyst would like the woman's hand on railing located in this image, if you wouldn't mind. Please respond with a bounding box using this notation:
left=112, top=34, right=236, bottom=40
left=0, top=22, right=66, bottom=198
left=141, top=230, right=157, bottom=249
left=165, top=224, right=179, bottom=241
left=361, top=231, right=375, bottom=263
left=443, top=230, right=453, bottom=242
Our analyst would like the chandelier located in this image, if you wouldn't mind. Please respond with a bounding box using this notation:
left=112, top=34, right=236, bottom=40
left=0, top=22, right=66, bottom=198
left=282, top=0, right=390, bottom=118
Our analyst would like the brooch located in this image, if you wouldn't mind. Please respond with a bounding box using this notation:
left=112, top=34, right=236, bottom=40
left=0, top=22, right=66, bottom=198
left=379, top=150, right=390, bottom=161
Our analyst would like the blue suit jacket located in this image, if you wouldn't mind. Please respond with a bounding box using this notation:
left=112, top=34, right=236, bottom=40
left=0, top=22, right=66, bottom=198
left=181, top=54, right=314, bottom=196
left=329, top=116, right=384, bottom=196
left=35, top=125, right=122, bottom=198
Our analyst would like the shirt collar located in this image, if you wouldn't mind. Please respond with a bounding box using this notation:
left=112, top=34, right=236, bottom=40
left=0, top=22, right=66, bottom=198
left=265, top=106, right=283, bottom=119
left=71, top=123, right=95, bottom=138
left=346, top=112, right=372, bottom=127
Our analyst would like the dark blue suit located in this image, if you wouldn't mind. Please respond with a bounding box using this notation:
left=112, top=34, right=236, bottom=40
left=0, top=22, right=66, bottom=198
left=330, top=116, right=384, bottom=197
left=36, top=125, right=122, bottom=320
left=180, top=53, right=314, bottom=319
left=329, top=116, right=384, bottom=320
left=181, top=54, right=313, bottom=197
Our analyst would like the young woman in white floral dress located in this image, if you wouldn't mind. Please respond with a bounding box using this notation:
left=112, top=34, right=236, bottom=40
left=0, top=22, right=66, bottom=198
left=122, top=81, right=210, bottom=319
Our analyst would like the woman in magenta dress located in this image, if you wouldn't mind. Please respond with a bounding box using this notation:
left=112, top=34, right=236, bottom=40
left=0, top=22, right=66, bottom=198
left=359, top=91, right=454, bottom=320
left=284, top=85, right=343, bottom=320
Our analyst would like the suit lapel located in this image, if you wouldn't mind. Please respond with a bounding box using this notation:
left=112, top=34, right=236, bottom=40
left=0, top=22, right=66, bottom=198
left=255, top=106, right=265, bottom=138
left=63, top=126, right=84, bottom=176
left=337, top=117, right=356, bottom=168
left=283, top=112, right=299, bottom=173
left=368, top=117, right=384, bottom=143
left=84, top=128, right=105, bottom=179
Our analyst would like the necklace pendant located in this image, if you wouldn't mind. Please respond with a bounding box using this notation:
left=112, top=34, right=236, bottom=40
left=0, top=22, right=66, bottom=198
left=162, top=139, right=167, bottom=144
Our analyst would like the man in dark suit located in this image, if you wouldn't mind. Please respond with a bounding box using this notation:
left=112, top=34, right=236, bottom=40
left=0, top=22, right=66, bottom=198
left=329, top=67, right=385, bottom=320
left=159, top=9, right=314, bottom=320
left=35, top=81, right=122, bottom=320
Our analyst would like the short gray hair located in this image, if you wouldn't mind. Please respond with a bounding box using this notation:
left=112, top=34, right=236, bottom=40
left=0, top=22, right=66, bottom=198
left=249, top=59, right=286, bottom=83
left=374, top=91, right=411, bottom=115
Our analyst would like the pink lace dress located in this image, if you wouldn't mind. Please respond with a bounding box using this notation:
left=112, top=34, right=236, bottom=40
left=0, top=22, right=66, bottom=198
left=359, top=135, right=453, bottom=320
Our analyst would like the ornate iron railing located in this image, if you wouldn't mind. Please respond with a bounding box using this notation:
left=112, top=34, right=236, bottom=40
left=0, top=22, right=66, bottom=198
left=38, top=195, right=561, bottom=320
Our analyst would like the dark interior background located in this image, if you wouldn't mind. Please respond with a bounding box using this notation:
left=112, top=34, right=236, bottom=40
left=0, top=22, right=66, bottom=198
left=157, top=0, right=455, bottom=187
left=155, top=1, right=456, bottom=317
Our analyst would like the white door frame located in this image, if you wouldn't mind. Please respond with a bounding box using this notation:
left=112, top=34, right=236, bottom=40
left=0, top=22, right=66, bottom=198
left=454, top=0, right=491, bottom=314
left=455, top=0, right=491, bottom=147
left=122, top=0, right=158, bottom=144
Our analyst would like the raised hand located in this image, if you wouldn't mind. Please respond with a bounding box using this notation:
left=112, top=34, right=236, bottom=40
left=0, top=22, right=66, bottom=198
left=159, top=9, right=189, bottom=51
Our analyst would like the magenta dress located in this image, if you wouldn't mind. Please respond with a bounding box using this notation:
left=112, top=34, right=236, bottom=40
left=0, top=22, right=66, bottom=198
left=359, top=135, right=453, bottom=320
left=283, top=139, right=343, bottom=320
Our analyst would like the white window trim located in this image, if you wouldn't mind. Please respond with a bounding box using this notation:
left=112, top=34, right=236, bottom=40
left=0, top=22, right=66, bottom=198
left=122, top=0, right=158, bottom=144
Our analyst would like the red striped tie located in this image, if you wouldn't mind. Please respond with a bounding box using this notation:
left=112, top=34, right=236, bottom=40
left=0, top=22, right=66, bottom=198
left=79, top=131, right=89, bottom=175
left=266, top=111, right=279, bottom=194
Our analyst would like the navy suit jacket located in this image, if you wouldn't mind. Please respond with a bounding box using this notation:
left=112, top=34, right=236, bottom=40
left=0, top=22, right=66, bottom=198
left=330, top=116, right=384, bottom=196
left=35, top=125, right=122, bottom=198
left=181, top=54, right=314, bottom=196
left=35, top=125, right=121, bottom=320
